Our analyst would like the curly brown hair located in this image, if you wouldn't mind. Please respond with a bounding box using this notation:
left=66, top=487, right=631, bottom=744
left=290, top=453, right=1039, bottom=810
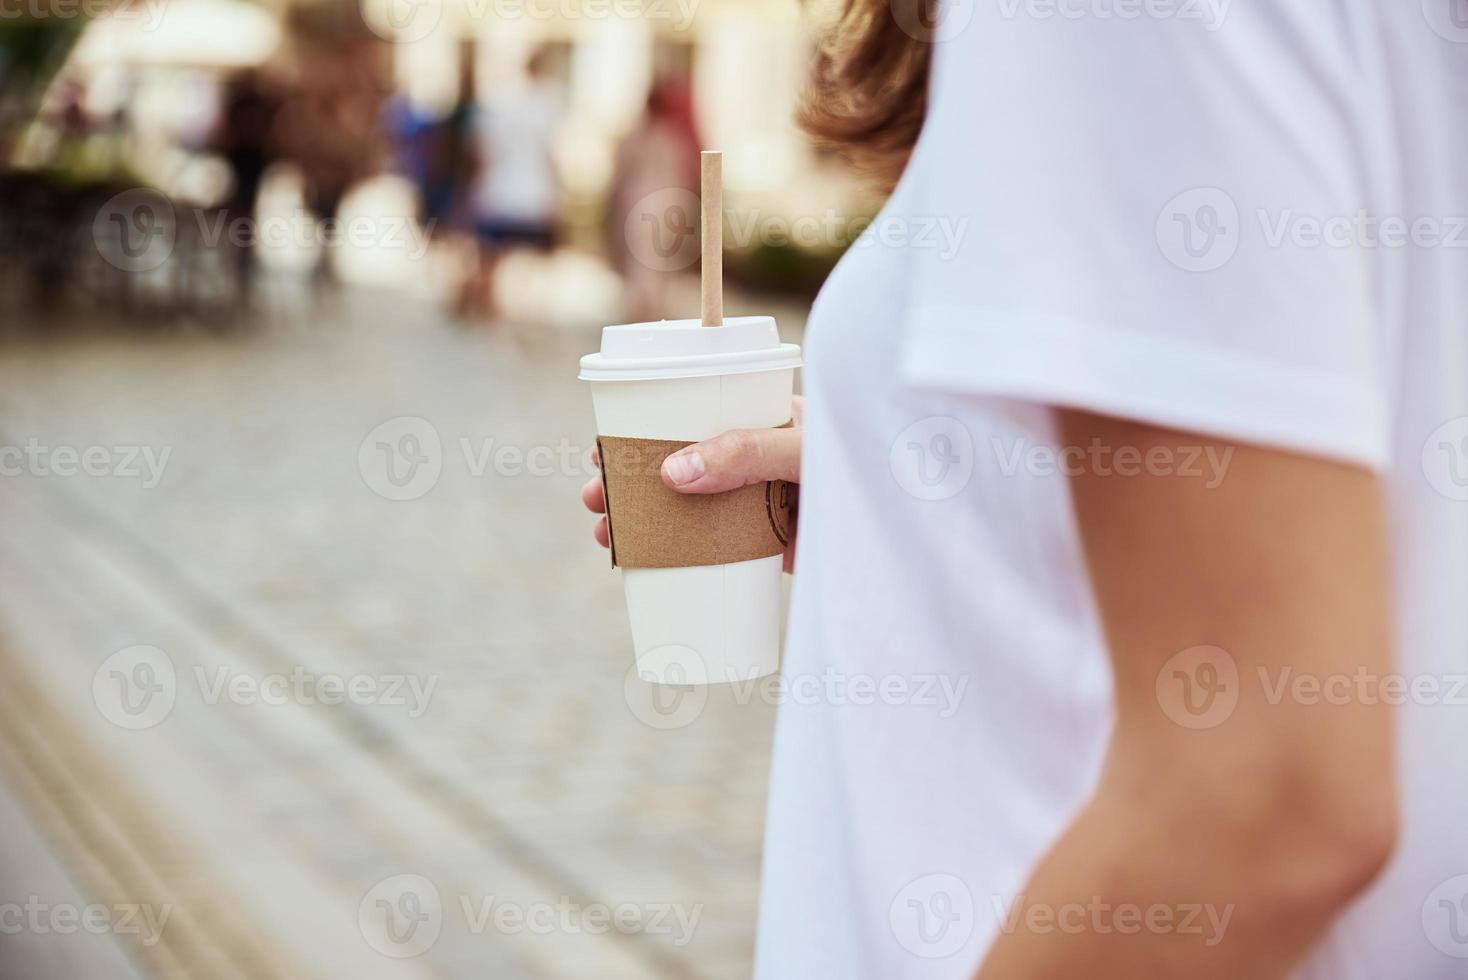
left=799, top=0, right=936, bottom=192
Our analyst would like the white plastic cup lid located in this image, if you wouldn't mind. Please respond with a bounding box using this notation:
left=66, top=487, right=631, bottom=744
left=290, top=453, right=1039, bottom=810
left=578, top=316, right=802, bottom=382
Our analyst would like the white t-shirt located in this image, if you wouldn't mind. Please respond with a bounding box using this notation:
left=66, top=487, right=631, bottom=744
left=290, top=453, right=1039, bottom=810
left=472, top=83, right=560, bottom=225
left=756, top=3, right=1468, bottom=978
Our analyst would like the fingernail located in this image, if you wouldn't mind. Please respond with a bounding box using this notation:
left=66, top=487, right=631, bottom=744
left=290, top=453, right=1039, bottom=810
left=663, top=450, right=705, bottom=486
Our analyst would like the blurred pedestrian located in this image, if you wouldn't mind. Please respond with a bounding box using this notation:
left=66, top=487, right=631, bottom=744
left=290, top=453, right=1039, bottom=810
left=418, top=52, right=483, bottom=319
left=607, top=73, right=699, bottom=323
left=277, top=40, right=386, bottom=294
left=211, top=68, right=282, bottom=301
left=456, top=45, right=563, bottom=323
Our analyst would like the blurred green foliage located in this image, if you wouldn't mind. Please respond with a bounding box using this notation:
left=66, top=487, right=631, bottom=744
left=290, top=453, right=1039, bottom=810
left=1, top=18, right=85, bottom=158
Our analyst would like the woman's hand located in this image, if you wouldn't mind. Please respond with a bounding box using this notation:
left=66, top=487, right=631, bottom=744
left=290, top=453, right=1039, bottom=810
left=581, top=396, right=803, bottom=572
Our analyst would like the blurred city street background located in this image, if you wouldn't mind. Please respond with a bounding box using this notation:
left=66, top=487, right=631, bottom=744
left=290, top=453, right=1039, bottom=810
left=0, top=0, right=854, bottom=976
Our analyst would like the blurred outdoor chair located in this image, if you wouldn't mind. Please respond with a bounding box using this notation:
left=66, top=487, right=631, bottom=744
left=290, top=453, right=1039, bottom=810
left=0, top=170, right=254, bottom=330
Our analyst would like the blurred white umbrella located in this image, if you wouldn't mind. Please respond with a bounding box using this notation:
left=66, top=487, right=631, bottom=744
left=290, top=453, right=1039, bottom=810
left=72, top=0, right=281, bottom=69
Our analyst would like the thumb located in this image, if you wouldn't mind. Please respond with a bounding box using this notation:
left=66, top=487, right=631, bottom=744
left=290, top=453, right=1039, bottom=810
left=661, top=427, right=802, bottom=494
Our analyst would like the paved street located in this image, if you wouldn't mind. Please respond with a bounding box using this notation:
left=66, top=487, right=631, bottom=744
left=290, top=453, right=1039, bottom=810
left=0, top=288, right=805, bottom=979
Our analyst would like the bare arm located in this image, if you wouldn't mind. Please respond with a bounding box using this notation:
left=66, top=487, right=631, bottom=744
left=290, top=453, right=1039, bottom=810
left=975, top=411, right=1398, bottom=978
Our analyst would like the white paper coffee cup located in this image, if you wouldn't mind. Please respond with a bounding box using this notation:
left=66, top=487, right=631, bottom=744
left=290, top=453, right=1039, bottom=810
left=580, top=316, right=801, bottom=685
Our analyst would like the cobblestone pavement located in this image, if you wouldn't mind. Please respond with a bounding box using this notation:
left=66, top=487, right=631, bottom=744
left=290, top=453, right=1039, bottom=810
left=0, top=289, right=805, bottom=979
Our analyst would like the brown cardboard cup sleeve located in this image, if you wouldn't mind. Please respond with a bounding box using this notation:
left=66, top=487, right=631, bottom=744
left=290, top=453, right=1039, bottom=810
left=597, top=432, right=793, bottom=569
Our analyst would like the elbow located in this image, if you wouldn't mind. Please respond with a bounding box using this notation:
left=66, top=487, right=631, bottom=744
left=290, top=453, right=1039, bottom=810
left=1218, top=759, right=1397, bottom=918
left=1122, top=744, right=1399, bottom=923
left=1279, top=788, right=1399, bottom=913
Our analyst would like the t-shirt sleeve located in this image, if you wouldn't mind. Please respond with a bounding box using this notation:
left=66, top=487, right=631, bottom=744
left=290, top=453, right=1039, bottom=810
left=897, top=7, right=1389, bottom=468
